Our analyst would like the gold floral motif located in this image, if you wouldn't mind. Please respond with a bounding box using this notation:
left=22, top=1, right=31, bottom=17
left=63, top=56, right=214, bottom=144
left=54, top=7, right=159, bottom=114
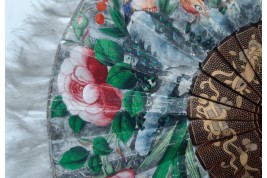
left=229, top=48, right=260, bottom=85
left=212, top=70, right=251, bottom=95
left=221, top=138, right=259, bottom=174
left=244, top=34, right=262, bottom=74
left=196, top=78, right=238, bottom=146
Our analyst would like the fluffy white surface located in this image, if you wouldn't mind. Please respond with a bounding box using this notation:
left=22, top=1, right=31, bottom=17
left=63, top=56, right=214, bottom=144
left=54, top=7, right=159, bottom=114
left=6, top=1, right=79, bottom=177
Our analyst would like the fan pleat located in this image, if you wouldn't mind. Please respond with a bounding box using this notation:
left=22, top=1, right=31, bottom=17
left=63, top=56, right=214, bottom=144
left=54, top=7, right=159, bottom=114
left=236, top=26, right=262, bottom=82
left=195, top=130, right=261, bottom=169
left=187, top=96, right=260, bottom=121
left=217, top=35, right=262, bottom=96
left=190, top=71, right=260, bottom=113
left=201, top=50, right=261, bottom=101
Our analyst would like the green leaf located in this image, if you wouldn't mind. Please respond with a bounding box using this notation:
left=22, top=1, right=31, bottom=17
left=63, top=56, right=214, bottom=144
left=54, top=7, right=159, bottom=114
left=139, top=123, right=177, bottom=170
left=185, top=22, right=191, bottom=34
left=185, top=140, right=201, bottom=178
left=159, top=0, right=170, bottom=12
left=165, top=3, right=177, bottom=16
left=102, top=156, right=115, bottom=175
left=112, top=111, right=136, bottom=144
left=51, top=96, right=69, bottom=118
left=94, top=39, right=124, bottom=66
left=99, top=27, right=127, bottom=38
left=88, top=155, right=102, bottom=173
left=84, top=35, right=94, bottom=48
left=93, top=137, right=113, bottom=155
left=122, top=90, right=146, bottom=117
left=72, top=12, right=88, bottom=40
left=175, top=139, right=188, bottom=178
left=109, top=7, right=128, bottom=35
left=68, top=115, right=86, bottom=133
left=59, top=146, right=89, bottom=170
left=152, top=117, right=188, bottom=178
left=106, top=63, right=137, bottom=89
left=209, top=0, right=222, bottom=7
left=111, top=0, right=121, bottom=10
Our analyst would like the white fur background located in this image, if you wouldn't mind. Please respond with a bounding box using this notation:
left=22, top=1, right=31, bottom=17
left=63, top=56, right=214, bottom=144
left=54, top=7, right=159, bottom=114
left=6, top=1, right=79, bottom=177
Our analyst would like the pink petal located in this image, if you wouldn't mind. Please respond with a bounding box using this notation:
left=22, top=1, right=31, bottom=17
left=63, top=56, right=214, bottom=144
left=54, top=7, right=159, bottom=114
left=60, top=59, right=75, bottom=75
left=79, top=111, right=112, bottom=126
left=74, top=66, right=95, bottom=83
left=57, top=73, right=67, bottom=93
left=83, top=84, right=99, bottom=104
left=69, top=47, right=87, bottom=67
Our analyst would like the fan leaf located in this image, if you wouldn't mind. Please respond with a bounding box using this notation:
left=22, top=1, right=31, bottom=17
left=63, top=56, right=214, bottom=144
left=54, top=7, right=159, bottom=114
left=59, top=146, right=89, bottom=170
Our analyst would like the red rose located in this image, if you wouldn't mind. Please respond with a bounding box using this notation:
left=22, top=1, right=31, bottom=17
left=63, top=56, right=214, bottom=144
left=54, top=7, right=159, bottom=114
left=58, top=46, right=122, bottom=126
left=107, top=169, right=135, bottom=178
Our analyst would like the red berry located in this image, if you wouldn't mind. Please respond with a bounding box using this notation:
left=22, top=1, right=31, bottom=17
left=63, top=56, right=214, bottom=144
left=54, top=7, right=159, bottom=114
left=95, top=13, right=105, bottom=25
left=97, top=1, right=107, bottom=12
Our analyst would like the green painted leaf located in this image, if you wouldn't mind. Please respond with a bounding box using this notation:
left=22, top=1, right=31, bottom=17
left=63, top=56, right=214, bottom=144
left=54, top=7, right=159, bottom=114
left=94, top=39, right=124, bottom=66
left=102, top=156, right=115, bottom=175
left=51, top=96, right=69, bottom=118
left=185, top=140, right=201, bottom=178
left=175, top=139, right=188, bottom=178
left=209, top=0, right=222, bottom=7
left=88, top=155, right=102, bottom=173
left=122, top=90, right=146, bottom=117
left=165, top=3, right=177, bottom=16
left=59, top=146, right=89, bottom=170
left=106, top=63, right=137, bottom=89
left=159, top=0, right=170, bottom=12
left=109, top=7, right=128, bottom=35
left=185, top=22, right=191, bottom=34
left=84, top=35, right=94, bottom=48
left=112, top=111, right=136, bottom=144
left=68, top=115, right=86, bottom=133
left=171, top=155, right=179, bottom=178
left=152, top=117, right=188, bottom=178
left=111, top=0, right=121, bottom=10
left=93, top=137, right=113, bottom=155
left=139, top=123, right=177, bottom=170
left=99, top=27, right=127, bottom=38
left=72, top=12, right=88, bottom=39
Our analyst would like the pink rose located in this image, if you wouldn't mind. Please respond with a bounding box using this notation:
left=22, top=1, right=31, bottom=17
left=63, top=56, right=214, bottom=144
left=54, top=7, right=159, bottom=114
left=107, top=169, right=135, bottom=178
left=58, top=46, right=122, bottom=126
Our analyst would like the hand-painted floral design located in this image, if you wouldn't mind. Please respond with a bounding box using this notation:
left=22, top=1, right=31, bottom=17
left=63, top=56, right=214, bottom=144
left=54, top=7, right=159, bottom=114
left=107, top=169, right=135, bottom=178
left=244, top=35, right=262, bottom=71
left=49, top=0, right=262, bottom=177
left=58, top=46, right=122, bottom=126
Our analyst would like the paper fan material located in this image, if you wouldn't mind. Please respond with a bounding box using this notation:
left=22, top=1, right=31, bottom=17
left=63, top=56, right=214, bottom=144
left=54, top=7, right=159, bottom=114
left=188, top=23, right=262, bottom=178
left=47, top=0, right=262, bottom=177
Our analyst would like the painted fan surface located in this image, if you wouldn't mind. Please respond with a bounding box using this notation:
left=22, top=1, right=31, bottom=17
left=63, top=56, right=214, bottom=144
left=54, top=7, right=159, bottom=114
left=188, top=23, right=262, bottom=178
left=47, top=0, right=262, bottom=177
